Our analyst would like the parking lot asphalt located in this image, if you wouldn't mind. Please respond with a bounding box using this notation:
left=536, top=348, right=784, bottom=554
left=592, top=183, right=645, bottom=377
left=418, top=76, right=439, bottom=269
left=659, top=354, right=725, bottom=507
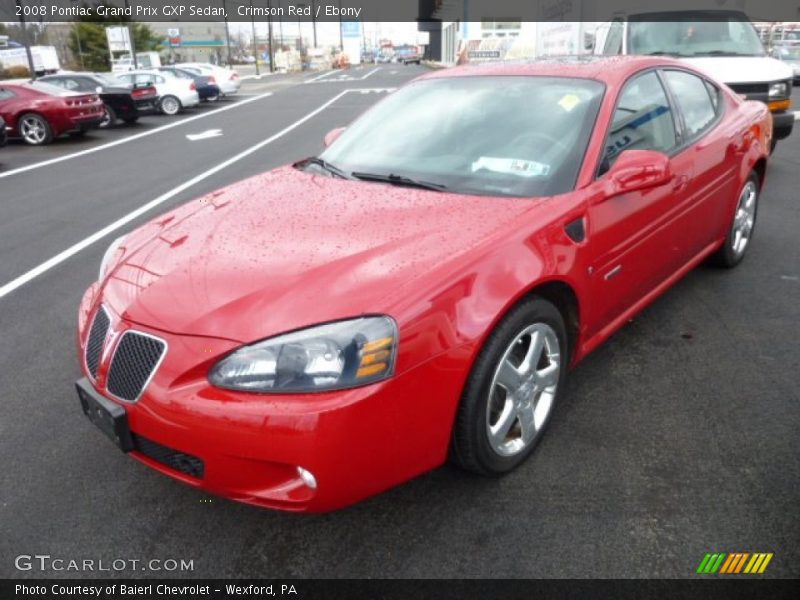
left=0, top=68, right=798, bottom=579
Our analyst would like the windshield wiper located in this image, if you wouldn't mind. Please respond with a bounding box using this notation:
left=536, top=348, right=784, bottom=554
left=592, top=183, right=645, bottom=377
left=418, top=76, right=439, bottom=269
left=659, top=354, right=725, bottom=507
left=693, top=51, right=760, bottom=57
left=301, top=157, right=352, bottom=179
left=350, top=171, right=447, bottom=192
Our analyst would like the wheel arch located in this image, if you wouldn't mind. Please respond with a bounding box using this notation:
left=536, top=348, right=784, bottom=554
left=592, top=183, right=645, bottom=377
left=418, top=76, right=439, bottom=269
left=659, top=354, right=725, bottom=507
left=752, top=156, right=767, bottom=189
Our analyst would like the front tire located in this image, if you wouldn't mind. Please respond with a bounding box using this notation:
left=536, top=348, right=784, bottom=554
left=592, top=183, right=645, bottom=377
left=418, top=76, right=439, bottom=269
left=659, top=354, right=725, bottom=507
left=99, top=105, right=116, bottom=128
left=19, top=113, right=53, bottom=145
left=710, top=173, right=759, bottom=268
left=159, top=95, right=182, bottom=116
left=450, top=297, right=568, bottom=476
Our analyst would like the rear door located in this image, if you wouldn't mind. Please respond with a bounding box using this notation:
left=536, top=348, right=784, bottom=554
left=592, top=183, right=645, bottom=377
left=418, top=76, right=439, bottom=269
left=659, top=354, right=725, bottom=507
left=660, top=69, right=738, bottom=252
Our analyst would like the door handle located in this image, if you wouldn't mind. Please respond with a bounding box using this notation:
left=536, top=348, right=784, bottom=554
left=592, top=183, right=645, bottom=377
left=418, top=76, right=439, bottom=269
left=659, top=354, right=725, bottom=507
left=672, top=174, right=689, bottom=192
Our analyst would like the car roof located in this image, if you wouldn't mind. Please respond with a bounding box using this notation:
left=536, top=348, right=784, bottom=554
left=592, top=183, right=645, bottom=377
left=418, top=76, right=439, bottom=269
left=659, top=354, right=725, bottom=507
left=419, top=55, right=691, bottom=85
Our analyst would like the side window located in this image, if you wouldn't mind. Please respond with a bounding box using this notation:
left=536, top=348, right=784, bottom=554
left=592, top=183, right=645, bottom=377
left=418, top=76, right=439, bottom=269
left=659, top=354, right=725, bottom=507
left=704, top=80, right=721, bottom=113
left=663, top=70, right=717, bottom=139
left=46, top=78, right=67, bottom=89
left=601, top=71, right=677, bottom=173
left=63, top=78, right=81, bottom=91
left=117, top=74, right=132, bottom=83
left=603, top=20, right=624, bottom=55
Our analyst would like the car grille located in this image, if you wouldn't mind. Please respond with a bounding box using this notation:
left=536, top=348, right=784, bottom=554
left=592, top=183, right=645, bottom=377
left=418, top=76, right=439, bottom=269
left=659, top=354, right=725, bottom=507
left=728, top=82, right=768, bottom=94
left=106, top=331, right=166, bottom=402
left=131, top=432, right=204, bottom=479
left=85, top=307, right=110, bottom=379
left=728, top=82, right=769, bottom=102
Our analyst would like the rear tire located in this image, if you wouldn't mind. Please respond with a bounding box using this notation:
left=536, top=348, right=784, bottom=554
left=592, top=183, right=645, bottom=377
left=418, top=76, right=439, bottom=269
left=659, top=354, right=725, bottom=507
left=709, top=173, right=759, bottom=268
left=18, top=113, right=53, bottom=146
left=769, top=139, right=777, bottom=155
left=159, top=95, right=182, bottom=115
left=450, top=297, right=568, bottom=476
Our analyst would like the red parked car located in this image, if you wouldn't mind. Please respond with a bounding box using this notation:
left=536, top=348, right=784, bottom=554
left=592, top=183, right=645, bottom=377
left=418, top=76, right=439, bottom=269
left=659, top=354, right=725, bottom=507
left=76, top=56, right=771, bottom=512
left=0, top=81, right=104, bottom=145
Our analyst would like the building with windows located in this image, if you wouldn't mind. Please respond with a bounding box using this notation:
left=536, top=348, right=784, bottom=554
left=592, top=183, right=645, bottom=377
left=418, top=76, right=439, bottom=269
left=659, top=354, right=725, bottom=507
left=149, top=22, right=229, bottom=64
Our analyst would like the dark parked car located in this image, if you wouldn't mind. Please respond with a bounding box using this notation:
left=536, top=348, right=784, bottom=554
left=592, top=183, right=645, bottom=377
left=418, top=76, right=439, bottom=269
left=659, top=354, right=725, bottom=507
left=39, top=73, right=158, bottom=128
left=395, top=45, right=422, bottom=65
left=0, top=81, right=104, bottom=145
left=0, top=115, right=7, bottom=148
left=157, top=66, right=221, bottom=102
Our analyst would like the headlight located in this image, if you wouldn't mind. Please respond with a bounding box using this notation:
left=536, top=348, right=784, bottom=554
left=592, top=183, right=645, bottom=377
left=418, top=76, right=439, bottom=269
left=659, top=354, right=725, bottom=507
left=98, top=235, right=126, bottom=282
left=768, top=81, right=789, bottom=99
left=209, top=316, right=398, bottom=393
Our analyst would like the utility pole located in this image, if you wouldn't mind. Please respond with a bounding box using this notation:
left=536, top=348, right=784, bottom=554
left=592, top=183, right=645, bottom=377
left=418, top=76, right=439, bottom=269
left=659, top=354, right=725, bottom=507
left=267, top=0, right=275, bottom=73
left=277, top=0, right=284, bottom=50
left=14, top=0, right=37, bottom=78
left=338, top=0, right=344, bottom=51
left=123, top=0, right=137, bottom=69
left=249, top=0, right=259, bottom=75
left=311, top=0, right=317, bottom=48
left=222, top=0, right=232, bottom=66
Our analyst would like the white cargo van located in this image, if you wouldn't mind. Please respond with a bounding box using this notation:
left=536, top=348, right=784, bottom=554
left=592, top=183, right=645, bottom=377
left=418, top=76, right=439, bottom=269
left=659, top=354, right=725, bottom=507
left=595, top=10, right=794, bottom=151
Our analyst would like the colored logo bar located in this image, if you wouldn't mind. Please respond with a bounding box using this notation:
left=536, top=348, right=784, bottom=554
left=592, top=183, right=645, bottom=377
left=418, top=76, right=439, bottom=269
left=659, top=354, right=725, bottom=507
left=697, top=553, right=773, bottom=574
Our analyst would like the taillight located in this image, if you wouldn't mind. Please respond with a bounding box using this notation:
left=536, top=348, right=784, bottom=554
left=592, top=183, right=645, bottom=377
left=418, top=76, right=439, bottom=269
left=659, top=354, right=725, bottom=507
left=208, top=76, right=216, bottom=84
left=230, top=72, right=238, bottom=80
left=189, top=82, right=196, bottom=91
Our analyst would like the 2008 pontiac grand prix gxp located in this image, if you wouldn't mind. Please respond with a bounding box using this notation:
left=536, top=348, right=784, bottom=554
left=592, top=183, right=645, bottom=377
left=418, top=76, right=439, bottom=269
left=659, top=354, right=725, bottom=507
left=76, top=56, right=771, bottom=511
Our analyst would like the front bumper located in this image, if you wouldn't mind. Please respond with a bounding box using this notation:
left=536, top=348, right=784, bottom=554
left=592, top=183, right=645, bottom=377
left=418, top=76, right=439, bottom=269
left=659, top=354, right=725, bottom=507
left=76, top=288, right=468, bottom=512
left=772, top=109, right=795, bottom=140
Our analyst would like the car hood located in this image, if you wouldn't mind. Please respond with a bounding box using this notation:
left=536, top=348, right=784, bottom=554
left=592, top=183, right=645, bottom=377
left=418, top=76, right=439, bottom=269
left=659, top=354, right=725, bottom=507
left=681, top=56, right=793, bottom=83
left=102, top=166, right=540, bottom=342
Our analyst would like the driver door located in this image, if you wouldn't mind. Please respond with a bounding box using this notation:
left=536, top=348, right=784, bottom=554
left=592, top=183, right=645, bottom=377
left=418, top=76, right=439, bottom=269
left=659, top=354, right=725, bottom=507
left=586, top=70, right=689, bottom=335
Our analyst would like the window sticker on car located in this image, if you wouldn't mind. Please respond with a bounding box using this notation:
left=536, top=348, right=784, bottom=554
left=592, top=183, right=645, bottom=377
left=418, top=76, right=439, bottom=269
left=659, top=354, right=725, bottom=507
left=471, top=157, right=551, bottom=178
left=558, top=94, right=581, bottom=112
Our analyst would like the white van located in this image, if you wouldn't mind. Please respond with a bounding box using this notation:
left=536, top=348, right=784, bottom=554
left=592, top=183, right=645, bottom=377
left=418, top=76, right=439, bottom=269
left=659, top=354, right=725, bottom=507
left=595, top=10, right=794, bottom=151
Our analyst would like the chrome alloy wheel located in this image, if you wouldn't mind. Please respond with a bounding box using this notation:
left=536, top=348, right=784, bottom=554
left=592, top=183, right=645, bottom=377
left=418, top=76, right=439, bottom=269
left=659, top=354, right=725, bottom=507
left=160, top=96, right=180, bottom=115
left=486, top=323, right=561, bottom=457
left=20, top=115, right=47, bottom=144
left=731, top=180, right=757, bottom=257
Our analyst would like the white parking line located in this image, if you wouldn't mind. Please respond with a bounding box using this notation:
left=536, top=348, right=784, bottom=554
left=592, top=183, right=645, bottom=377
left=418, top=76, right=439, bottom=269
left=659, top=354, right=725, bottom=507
left=305, top=68, right=381, bottom=83
left=0, top=88, right=391, bottom=300
left=0, top=92, right=273, bottom=180
left=305, top=69, right=342, bottom=83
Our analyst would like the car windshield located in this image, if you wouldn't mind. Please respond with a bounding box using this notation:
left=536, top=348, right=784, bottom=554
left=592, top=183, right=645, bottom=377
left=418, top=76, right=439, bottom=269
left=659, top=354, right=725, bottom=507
left=628, top=13, right=766, bottom=57
left=318, top=76, right=604, bottom=198
left=94, top=73, right=119, bottom=85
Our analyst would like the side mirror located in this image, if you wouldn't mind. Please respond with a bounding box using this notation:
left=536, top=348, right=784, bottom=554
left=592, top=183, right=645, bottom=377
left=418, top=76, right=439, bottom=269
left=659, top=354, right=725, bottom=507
left=604, top=149, right=672, bottom=197
left=323, top=127, right=345, bottom=148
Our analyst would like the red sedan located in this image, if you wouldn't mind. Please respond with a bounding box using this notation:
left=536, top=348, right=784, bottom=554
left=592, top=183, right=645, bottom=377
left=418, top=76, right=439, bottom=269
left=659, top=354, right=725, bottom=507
left=0, top=81, right=104, bottom=145
left=76, top=56, right=771, bottom=512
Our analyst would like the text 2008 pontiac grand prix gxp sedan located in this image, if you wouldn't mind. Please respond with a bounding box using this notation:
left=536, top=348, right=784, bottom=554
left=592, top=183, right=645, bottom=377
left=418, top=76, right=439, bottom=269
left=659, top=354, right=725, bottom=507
left=76, top=56, right=771, bottom=512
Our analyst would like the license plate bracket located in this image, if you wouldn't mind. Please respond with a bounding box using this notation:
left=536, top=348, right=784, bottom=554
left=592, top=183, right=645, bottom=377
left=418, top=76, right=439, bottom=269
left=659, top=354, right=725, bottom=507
left=76, top=378, right=133, bottom=452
